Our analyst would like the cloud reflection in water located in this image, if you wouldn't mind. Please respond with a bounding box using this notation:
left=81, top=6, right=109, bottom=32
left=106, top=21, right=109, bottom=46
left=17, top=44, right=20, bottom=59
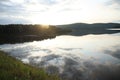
left=0, top=33, right=120, bottom=80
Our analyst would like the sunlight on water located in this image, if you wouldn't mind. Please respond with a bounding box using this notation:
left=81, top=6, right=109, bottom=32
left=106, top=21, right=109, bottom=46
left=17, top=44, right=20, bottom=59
left=0, top=33, right=120, bottom=80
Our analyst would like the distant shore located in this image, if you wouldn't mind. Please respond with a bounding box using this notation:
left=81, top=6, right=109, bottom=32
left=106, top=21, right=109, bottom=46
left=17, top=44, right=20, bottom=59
left=0, top=24, right=71, bottom=44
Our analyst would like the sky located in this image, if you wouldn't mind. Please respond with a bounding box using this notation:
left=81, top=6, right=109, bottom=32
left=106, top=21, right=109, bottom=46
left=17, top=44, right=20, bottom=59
left=0, top=0, right=120, bottom=25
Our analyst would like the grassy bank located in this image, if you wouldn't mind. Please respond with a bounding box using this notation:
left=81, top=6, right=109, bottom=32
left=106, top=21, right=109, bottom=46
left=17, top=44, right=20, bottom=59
left=0, top=51, right=60, bottom=80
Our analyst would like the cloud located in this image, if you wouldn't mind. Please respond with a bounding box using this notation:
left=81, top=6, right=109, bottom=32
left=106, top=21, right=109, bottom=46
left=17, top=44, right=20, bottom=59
left=0, top=16, right=30, bottom=24
left=111, top=0, right=120, bottom=5
left=38, top=0, right=61, bottom=5
left=0, top=0, right=120, bottom=24
left=0, top=0, right=27, bottom=16
left=0, top=0, right=9, bottom=2
left=106, top=0, right=120, bottom=9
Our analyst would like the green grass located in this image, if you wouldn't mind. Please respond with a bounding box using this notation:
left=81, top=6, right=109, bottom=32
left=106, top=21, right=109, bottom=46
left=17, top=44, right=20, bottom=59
left=0, top=51, right=60, bottom=80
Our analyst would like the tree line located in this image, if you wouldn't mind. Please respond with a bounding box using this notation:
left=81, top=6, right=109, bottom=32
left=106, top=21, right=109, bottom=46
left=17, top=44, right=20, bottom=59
left=0, top=24, right=71, bottom=44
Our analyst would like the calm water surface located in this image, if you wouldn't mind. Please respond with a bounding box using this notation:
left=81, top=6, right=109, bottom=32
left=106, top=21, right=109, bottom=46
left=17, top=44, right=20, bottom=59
left=0, top=33, right=120, bottom=80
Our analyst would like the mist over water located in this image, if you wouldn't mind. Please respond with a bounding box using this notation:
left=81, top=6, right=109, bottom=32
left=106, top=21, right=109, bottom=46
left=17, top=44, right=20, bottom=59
left=0, top=33, right=120, bottom=80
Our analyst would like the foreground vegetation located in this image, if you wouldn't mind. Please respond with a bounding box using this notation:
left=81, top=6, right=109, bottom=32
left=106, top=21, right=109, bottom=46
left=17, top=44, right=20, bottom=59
left=0, top=51, right=60, bottom=80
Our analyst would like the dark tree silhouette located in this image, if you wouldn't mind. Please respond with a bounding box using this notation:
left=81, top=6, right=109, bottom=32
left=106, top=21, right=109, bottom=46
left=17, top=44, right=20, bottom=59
left=0, top=24, right=71, bottom=44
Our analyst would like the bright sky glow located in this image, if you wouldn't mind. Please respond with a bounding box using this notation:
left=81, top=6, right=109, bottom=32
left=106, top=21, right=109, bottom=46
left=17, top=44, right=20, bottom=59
left=0, top=0, right=120, bottom=25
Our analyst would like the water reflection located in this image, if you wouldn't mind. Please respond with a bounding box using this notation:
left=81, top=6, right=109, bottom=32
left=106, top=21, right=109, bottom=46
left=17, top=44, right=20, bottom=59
left=0, top=33, right=120, bottom=80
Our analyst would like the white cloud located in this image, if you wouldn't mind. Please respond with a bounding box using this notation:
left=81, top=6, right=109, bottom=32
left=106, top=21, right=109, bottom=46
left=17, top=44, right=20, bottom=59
left=0, top=0, right=120, bottom=24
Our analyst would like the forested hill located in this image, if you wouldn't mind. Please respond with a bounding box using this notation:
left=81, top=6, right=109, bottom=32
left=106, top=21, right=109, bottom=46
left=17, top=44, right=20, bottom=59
left=0, top=24, right=71, bottom=44
left=57, top=23, right=120, bottom=36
